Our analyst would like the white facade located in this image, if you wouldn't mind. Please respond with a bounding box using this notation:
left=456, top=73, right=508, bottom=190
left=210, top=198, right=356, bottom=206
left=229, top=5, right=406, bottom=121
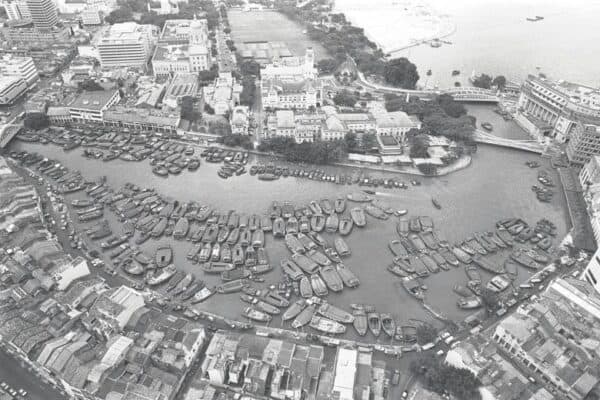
left=2, top=0, right=30, bottom=20
left=96, top=22, right=158, bottom=69
left=0, top=55, right=39, bottom=87
left=583, top=249, right=600, bottom=295
left=203, top=72, right=242, bottom=115
left=332, top=348, right=357, bottom=400
left=69, top=90, right=121, bottom=123
left=261, top=48, right=316, bottom=81
left=80, top=7, right=102, bottom=25
left=261, top=78, right=321, bottom=110
left=580, top=156, right=600, bottom=187
left=0, top=76, right=28, bottom=105
left=25, top=0, right=57, bottom=28
left=230, top=106, right=249, bottom=135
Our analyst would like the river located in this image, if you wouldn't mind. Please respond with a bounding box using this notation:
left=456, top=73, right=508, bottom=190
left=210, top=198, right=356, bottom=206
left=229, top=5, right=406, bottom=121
left=335, top=0, right=600, bottom=89
left=7, top=111, right=570, bottom=341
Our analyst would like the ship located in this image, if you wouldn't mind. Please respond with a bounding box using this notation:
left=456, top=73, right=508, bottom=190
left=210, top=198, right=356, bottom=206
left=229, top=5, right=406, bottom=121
left=198, top=243, right=212, bottom=262
left=309, top=200, right=323, bottom=215
left=310, top=316, right=346, bottom=334
left=381, top=313, right=396, bottom=338
left=334, top=237, right=351, bottom=257
left=191, top=287, right=215, bottom=303
left=315, top=302, right=353, bottom=325
left=310, top=274, right=328, bottom=296
left=201, top=262, right=234, bottom=274
left=325, top=213, right=339, bottom=233
left=281, top=259, right=304, bottom=281
left=216, top=279, right=246, bottom=294
left=248, top=214, right=260, bottom=231
left=244, top=246, right=257, bottom=267
left=389, top=240, right=408, bottom=257
left=260, top=215, right=272, bottom=232
left=147, top=265, right=176, bottom=286
left=350, top=207, right=367, bottom=227
left=338, top=218, right=353, bottom=236
left=249, top=263, right=272, bottom=275
left=353, top=308, right=368, bottom=336
left=451, top=247, right=472, bottom=264
left=256, top=301, right=280, bottom=315
left=400, top=276, right=426, bottom=300
left=273, top=217, right=286, bottom=238
left=320, top=198, right=334, bottom=215
left=283, top=300, right=307, bottom=321
left=310, top=214, right=326, bottom=232
left=367, top=312, right=381, bottom=337
left=457, top=296, right=483, bottom=310
left=334, top=197, right=346, bottom=213
left=263, top=291, right=290, bottom=308
left=292, top=304, right=317, bottom=328
left=251, top=229, right=264, bottom=248
left=217, top=227, right=230, bottom=244
left=232, top=245, right=245, bottom=265
left=486, top=274, right=511, bottom=292
left=211, top=243, right=221, bottom=261
left=472, top=254, right=505, bottom=274
left=299, top=275, right=313, bottom=298
left=173, top=217, right=189, bottom=239
left=221, top=268, right=251, bottom=282
left=292, top=253, right=319, bottom=274
left=286, top=217, right=299, bottom=234
left=365, top=205, right=388, bottom=220
left=297, top=233, right=317, bottom=250
left=240, top=228, right=252, bottom=247
left=227, top=227, right=240, bottom=245
left=150, top=218, right=168, bottom=237
left=336, top=264, right=359, bottom=287
left=71, top=199, right=94, bottom=208
left=396, top=218, right=410, bottom=236
left=243, top=307, right=271, bottom=322
left=319, top=265, right=344, bottom=292
left=155, top=245, right=173, bottom=268
left=347, top=192, right=372, bottom=202
left=221, top=244, right=232, bottom=263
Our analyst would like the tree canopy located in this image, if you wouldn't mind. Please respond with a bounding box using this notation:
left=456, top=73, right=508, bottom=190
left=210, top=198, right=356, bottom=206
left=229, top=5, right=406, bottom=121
left=258, top=137, right=348, bottom=164
left=383, top=57, right=420, bottom=89
left=24, top=114, right=49, bottom=130
left=472, top=73, right=493, bottom=89
left=333, top=90, right=358, bottom=107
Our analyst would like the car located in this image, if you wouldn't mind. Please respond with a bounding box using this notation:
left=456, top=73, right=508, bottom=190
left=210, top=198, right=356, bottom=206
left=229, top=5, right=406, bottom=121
left=0, top=382, right=7, bottom=389
left=18, top=388, right=27, bottom=396
left=401, top=391, right=408, bottom=399
left=391, top=370, right=400, bottom=385
left=443, top=335, right=455, bottom=345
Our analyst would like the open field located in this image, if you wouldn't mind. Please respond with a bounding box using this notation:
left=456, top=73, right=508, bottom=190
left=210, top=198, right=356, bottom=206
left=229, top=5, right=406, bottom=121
left=228, top=10, right=329, bottom=61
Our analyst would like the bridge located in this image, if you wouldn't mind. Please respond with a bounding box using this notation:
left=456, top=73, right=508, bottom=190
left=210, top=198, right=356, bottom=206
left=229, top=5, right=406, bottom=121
left=472, top=130, right=544, bottom=154
left=0, top=119, right=22, bottom=149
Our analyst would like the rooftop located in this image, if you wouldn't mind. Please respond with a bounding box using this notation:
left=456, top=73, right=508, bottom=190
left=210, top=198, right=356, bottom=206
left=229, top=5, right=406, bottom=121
left=69, top=90, right=119, bottom=111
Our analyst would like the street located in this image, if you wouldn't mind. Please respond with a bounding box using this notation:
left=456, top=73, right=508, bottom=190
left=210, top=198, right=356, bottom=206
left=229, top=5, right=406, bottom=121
left=0, top=350, right=66, bottom=400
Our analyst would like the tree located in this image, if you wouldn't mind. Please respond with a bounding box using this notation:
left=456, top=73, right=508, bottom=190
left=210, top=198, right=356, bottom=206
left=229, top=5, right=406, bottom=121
left=317, top=58, right=338, bottom=74
left=333, top=90, right=358, bottom=107
left=24, top=114, right=49, bottom=130
left=383, top=57, right=419, bottom=89
left=78, top=79, right=104, bottom=91
left=203, top=104, right=215, bottom=115
left=181, top=96, right=201, bottom=121
left=416, top=324, right=438, bottom=345
left=472, top=73, right=493, bottom=89
left=344, top=132, right=357, bottom=150
left=239, top=60, right=260, bottom=77
left=481, top=288, right=502, bottom=313
left=104, top=7, right=133, bottom=24
left=240, top=76, right=256, bottom=107
left=492, top=75, right=507, bottom=89
left=409, top=133, right=430, bottom=158
left=437, top=94, right=466, bottom=118
left=360, top=132, right=377, bottom=151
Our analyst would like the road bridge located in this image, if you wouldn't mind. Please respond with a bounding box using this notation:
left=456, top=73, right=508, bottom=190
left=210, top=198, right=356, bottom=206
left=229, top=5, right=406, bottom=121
left=472, top=129, right=544, bottom=154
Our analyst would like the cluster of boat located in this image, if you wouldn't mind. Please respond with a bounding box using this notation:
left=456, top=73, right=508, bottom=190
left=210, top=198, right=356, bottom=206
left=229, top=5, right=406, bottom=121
left=532, top=169, right=554, bottom=202
left=202, top=147, right=249, bottom=164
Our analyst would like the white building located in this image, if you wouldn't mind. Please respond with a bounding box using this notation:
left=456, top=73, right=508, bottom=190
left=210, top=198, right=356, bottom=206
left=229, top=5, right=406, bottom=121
left=80, top=7, right=102, bottom=25
left=152, top=18, right=211, bottom=77
left=580, top=156, right=600, bottom=187
left=68, top=89, right=121, bottom=123
left=261, top=78, right=322, bottom=111
left=0, top=76, right=28, bottom=105
left=203, top=72, right=242, bottom=115
left=373, top=111, right=421, bottom=142
left=261, top=48, right=317, bottom=81
left=25, top=0, right=57, bottom=28
left=95, top=22, right=158, bottom=70
left=266, top=110, right=323, bottom=143
left=230, top=105, right=249, bottom=135
left=1, top=0, right=31, bottom=20
left=162, top=72, right=198, bottom=109
left=583, top=251, right=600, bottom=295
left=50, top=257, right=90, bottom=291
left=332, top=348, right=357, bottom=400
left=0, top=54, right=39, bottom=87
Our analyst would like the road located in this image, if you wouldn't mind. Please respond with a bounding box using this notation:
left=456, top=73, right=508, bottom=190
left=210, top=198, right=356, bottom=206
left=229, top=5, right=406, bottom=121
left=0, top=349, right=66, bottom=400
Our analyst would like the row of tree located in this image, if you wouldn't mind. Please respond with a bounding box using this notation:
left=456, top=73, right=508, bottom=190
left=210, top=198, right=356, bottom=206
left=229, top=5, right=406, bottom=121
left=257, top=136, right=348, bottom=164
left=472, top=73, right=507, bottom=90
left=216, top=134, right=254, bottom=150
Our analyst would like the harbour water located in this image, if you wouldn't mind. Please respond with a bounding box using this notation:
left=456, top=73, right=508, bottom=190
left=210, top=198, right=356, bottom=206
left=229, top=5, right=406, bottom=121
left=8, top=112, right=569, bottom=340
left=337, top=0, right=600, bottom=88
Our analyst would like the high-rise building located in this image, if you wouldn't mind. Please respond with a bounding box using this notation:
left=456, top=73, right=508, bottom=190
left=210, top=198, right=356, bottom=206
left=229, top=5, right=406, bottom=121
left=2, top=0, right=31, bottom=20
left=25, top=0, right=58, bottom=28
left=566, top=122, right=600, bottom=165
left=95, top=22, right=158, bottom=70
left=0, top=54, right=39, bottom=87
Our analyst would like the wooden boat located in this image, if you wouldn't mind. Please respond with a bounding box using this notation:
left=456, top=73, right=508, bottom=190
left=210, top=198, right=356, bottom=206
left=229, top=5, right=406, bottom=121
left=353, top=308, right=368, bottom=336
left=281, top=259, right=304, bottom=280
left=409, top=217, right=421, bottom=232
left=263, top=291, right=290, bottom=308
left=430, top=251, right=449, bottom=270
left=221, top=244, right=232, bottom=263
left=273, top=217, right=286, bottom=237
left=387, top=263, right=407, bottom=277
left=325, top=213, right=339, bottom=233
left=346, top=192, right=371, bottom=202
left=350, top=207, right=366, bottom=227
left=310, top=214, right=326, bottom=232
left=486, top=274, right=511, bottom=292
left=216, top=279, right=246, bottom=294
left=243, top=307, right=271, bottom=322
left=286, top=217, right=299, bottom=234
left=283, top=300, right=307, bottom=321
left=147, top=265, right=176, bottom=286
left=334, top=237, right=350, bottom=257
left=505, top=259, right=519, bottom=276
left=251, top=229, right=264, bottom=248
left=457, top=296, right=483, bottom=310
left=420, top=254, right=440, bottom=273
left=400, top=276, right=426, bottom=300
left=299, top=275, right=313, bottom=298
left=308, top=249, right=331, bottom=266
left=240, top=294, right=257, bottom=304
left=217, top=226, right=230, bottom=244
left=318, top=303, right=354, bottom=323
left=201, top=262, right=234, bottom=274
left=292, top=304, right=317, bottom=328
left=232, top=244, right=245, bottom=265
left=367, top=312, right=381, bottom=337
left=408, top=255, right=429, bottom=277
left=260, top=215, right=272, bottom=232
left=310, top=273, right=328, bottom=296
left=191, top=287, right=215, bottom=303
left=319, top=265, right=343, bottom=292
left=334, top=197, right=346, bottom=213
left=365, top=205, right=388, bottom=220
left=338, top=218, right=353, bottom=236
left=173, top=217, right=189, bottom=239
left=309, top=201, right=323, bottom=215
left=221, top=268, right=250, bottom=282
left=297, top=232, right=317, bottom=250
left=453, top=284, right=472, bottom=297
left=198, top=243, right=212, bottom=262
left=123, top=261, right=144, bottom=276
left=269, top=201, right=282, bottom=218
left=396, top=218, right=410, bottom=236
left=299, top=216, right=310, bottom=233
left=292, top=253, right=319, bottom=274
left=256, top=300, right=280, bottom=315
left=285, top=233, right=305, bottom=254
left=310, top=316, right=346, bottom=334
left=472, top=254, right=505, bottom=274
left=256, top=247, right=269, bottom=265
left=439, top=248, right=460, bottom=266
left=336, top=263, right=359, bottom=288
left=155, top=245, right=173, bottom=268
left=465, top=265, right=482, bottom=283
left=389, top=240, right=408, bottom=257
left=381, top=313, right=396, bottom=338
left=308, top=232, right=327, bottom=247
left=451, top=247, right=472, bottom=264
left=408, top=233, right=427, bottom=252
left=226, top=227, right=240, bottom=245
left=320, top=198, right=334, bottom=215
left=420, top=231, right=439, bottom=250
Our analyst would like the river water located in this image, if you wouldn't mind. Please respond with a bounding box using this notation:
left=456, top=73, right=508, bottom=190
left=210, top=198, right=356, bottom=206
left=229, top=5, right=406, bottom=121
left=358, top=0, right=600, bottom=88
left=8, top=109, right=569, bottom=341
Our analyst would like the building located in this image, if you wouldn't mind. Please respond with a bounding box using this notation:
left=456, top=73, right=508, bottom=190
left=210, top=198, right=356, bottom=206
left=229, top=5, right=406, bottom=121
left=0, top=76, right=28, bottom=105
left=373, top=110, right=421, bottom=142
left=566, top=122, right=600, bottom=166
left=230, top=106, right=249, bottom=135
left=95, top=22, right=158, bottom=70
left=261, top=48, right=316, bottom=81
left=261, top=78, right=322, bottom=111
left=583, top=250, right=600, bottom=295
left=203, top=72, right=242, bottom=115
left=68, top=90, right=121, bottom=123
left=266, top=110, right=324, bottom=143
left=0, top=55, right=39, bottom=87
left=332, top=348, right=357, bottom=400
left=580, top=156, right=600, bottom=187
left=25, top=0, right=57, bottom=28
left=103, top=106, right=179, bottom=134
left=1, top=0, right=31, bottom=20
left=0, top=21, right=69, bottom=45
left=80, top=7, right=102, bottom=25
left=517, top=75, right=600, bottom=143
left=152, top=18, right=210, bottom=77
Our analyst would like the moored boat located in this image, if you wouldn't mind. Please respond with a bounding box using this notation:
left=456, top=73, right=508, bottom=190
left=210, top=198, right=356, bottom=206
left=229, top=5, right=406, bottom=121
left=281, top=259, right=304, bottom=280
left=299, top=275, right=313, bottom=298
left=243, top=307, right=271, bottom=322
left=318, top=303, right=354, bottom=323
left=310, top=316, right=346, bottom=334
left=353, top=308, right=368, bottom=336
left=310, top=273, right=328, bottom=296
left=350, top=207, right=366, bottom=227
left=367, top=312, right=381, bottom=337
left=325, top=213, right=339, bottom=232
left=336, top=263, right=359, bottom=288
left=381, top=313, right=396, bottom=338
left=155, top=245, right=173, bottom=268
left=338, top=218, right=353, bottom=235
left=319, top=265, right=343, bottom=292
left=216, top=279, right=246, bottom=294
left=292, top=304, right=317, bottom=328
left=334, top=237, right=350, bottom=257
left=282, top=299, right=306, bottom=321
